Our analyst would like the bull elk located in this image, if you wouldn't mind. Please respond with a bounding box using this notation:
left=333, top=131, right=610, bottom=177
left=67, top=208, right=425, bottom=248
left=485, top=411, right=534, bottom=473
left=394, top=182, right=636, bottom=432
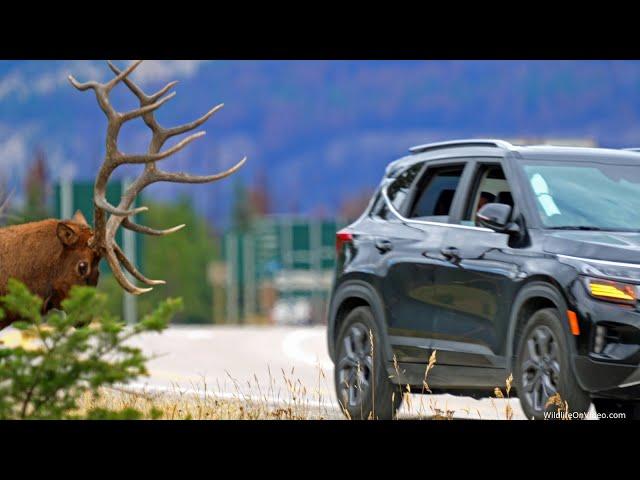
left=0, top=60, right=245, bottom=330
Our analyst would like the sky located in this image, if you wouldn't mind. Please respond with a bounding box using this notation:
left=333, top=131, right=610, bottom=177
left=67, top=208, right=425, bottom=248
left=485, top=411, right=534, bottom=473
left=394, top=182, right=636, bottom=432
left=2, top=60, right=640, bottom=227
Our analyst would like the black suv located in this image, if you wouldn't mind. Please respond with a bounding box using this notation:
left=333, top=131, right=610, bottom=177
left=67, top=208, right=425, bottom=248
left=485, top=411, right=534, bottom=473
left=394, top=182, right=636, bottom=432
left=328, top=139, right=640, bottom=420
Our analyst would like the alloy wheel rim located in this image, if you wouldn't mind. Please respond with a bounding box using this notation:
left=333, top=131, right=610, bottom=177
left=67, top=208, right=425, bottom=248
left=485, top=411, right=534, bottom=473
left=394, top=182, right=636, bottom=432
left=521, top=325, right=561, bottom=412
left=337, top=323, right=373, bottom=408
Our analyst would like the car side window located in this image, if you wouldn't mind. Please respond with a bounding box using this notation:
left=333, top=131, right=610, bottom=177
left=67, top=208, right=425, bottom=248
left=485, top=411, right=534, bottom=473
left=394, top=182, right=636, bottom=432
left=372, top=162, right=424, bottom=219
left=407, top=165, right=465, bottom=221
left=462, top=164, right=513, bottom=226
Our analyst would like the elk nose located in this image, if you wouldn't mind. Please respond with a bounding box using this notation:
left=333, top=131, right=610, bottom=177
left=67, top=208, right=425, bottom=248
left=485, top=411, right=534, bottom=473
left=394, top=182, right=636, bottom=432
left=87, top=271, right=99, bottom=286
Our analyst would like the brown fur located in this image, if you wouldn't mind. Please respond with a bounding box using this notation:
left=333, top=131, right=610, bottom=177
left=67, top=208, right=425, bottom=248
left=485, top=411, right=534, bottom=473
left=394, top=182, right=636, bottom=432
left=0, top=212, right=101, bottom=329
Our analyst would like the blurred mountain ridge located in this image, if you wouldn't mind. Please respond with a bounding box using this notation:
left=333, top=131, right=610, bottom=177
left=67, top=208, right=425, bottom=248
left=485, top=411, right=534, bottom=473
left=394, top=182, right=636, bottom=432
left=1, top=60, right=640, bottom=226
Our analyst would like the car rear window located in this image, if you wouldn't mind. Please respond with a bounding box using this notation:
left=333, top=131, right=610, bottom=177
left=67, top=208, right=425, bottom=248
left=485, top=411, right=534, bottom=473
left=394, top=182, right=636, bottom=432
left=372, top=162, right=424, bottom=219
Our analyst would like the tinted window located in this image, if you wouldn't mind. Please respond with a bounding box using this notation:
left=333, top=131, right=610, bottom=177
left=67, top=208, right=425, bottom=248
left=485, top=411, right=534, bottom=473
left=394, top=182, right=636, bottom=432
left=463, top=164, right=513, bottom=226
left=373, top=162, right=424, bottom=219
left=409, top=166, right=464, bottom=220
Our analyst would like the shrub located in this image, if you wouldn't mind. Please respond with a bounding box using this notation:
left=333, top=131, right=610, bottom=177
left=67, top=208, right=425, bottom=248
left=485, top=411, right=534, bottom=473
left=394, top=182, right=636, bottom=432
left=0, top=279, right=182, bottom=419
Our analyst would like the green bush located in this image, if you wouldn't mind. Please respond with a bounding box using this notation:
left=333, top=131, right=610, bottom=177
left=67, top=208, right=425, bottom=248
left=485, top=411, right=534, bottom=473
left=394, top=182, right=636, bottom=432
left=0, top=279, right=182, bottom=419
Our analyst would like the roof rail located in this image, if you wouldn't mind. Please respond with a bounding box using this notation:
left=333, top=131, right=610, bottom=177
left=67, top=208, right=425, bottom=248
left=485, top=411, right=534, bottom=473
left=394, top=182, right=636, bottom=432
left=409, top=139, right=513, bottom=154
left=622, top=148, right=640, bottom=152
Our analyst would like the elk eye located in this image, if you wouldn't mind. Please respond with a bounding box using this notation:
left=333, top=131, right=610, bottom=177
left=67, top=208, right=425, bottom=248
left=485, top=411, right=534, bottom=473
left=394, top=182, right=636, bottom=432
left=77, top=261, right=89, bottom=277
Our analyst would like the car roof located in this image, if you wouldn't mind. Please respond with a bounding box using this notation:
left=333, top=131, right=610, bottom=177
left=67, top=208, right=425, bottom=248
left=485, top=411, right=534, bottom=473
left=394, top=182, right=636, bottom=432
left=385, top=139, right=640, bottom=177
left=513, top=144, right=640, bottom=163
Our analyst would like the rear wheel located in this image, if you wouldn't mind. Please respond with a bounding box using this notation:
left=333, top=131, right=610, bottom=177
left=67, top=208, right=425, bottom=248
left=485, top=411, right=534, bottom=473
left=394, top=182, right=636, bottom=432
left=334, top=306, right=402, bottom=420
left=515, top=308, right=590, bottom=420
left=593, top=399, right=640, bottom=420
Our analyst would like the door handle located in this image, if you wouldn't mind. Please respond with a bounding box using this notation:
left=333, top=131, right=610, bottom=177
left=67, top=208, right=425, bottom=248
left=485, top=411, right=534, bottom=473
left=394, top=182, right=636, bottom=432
left=375, top=238, right=393, bottom=253
left=440, top=246, right=461, bottom=262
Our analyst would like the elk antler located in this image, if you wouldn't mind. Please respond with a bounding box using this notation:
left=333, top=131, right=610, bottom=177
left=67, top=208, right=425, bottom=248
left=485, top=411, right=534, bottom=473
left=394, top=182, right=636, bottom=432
left=68, top=60, right=246, bottom=295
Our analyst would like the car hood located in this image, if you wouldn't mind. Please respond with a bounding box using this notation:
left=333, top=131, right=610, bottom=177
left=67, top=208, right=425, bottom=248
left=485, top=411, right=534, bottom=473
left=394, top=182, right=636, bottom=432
left=544, top=231, right=640, bottom=264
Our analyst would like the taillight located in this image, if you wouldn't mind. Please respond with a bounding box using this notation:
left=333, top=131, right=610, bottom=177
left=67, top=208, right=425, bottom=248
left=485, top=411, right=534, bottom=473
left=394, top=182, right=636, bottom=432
left=336, top=230, right=353, bottom=254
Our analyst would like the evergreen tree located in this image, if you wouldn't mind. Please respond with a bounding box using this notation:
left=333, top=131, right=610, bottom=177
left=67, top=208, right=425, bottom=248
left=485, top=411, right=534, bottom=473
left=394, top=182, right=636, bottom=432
left=21, top=148, right=50, bottom=223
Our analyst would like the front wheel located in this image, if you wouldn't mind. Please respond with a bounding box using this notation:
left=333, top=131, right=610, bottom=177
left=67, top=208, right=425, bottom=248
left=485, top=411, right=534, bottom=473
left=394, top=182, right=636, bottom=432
left=334, top=306, right=402, bottom=420
left=514, top=308, right=590, bottom=420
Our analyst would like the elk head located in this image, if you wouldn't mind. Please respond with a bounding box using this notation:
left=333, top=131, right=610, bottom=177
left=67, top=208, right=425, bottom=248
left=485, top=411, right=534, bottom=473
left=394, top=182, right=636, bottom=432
left=68, top=60, right=246, bottom=295
left=47, top=210, right=102, bottom=308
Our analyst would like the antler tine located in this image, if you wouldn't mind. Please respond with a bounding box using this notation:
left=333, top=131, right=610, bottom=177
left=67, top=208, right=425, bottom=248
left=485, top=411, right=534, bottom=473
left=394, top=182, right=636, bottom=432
left=148, top=81, right=179, bottom=103
left=107, top=59, right=222, bottom=149
left=69, top=59, right=142, bottom=120
left=107, top=60, right=177, bottom=145
left=68, top=75, right=116, bottom=120
left=155, top=156, right=247, bottom=184
left=105, top=60, right=144, bottom=92
left=122, top=218, right=186, bottom=236
left=107, top=60, right=178, bottom=105
left=106, top=60, right=147, bottom=99
left=67, top=76, right=101, bottom=92
left=103, top=246, right=153, bottom=295
left=124, top=131, right=206, bottom=164
left=165, top=103, right=224, bottom=139
left=120, top=92, right=176, bottom=122
left=116, top=157, right=245, bottom=238
left=113, top=243, right=166, bottom=286
left=95, top=196, right=148, bottom=217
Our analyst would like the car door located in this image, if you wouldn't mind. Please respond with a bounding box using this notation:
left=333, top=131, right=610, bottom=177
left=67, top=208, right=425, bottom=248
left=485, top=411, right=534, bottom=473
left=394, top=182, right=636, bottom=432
left=431, top=158, right=524, bottom=368
left=375, top=159, right=471, bottom=363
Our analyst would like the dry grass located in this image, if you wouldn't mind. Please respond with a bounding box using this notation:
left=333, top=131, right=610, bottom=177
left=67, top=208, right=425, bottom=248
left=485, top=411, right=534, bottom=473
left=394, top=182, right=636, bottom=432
left=76, top=365, right=337, bottom=420
left=71, top=349, right=522, bottom=421
left=74, top=377, right=525, bottom=421
left=77, top=387, right=323, bottom=420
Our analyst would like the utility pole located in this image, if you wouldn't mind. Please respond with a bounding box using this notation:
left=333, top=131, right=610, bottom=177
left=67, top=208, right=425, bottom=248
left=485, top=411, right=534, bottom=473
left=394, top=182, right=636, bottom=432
left=60, top=176, right=73, bottom=220
left=122, top=178, right=137, bottom=325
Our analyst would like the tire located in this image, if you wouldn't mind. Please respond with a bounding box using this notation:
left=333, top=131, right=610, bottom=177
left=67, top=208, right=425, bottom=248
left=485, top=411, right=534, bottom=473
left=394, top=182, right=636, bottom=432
left=334, top=306, right=402, bottom=420
left=593, top=399, right=640, bottom=420
left=514, top=308, right=590, bottom=420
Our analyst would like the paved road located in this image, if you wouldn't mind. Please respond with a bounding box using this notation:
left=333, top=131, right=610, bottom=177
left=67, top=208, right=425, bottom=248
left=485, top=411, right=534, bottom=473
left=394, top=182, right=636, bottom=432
left=125, top=325, right=530, bottom=420
left=0, top=324, right=539, bottom=419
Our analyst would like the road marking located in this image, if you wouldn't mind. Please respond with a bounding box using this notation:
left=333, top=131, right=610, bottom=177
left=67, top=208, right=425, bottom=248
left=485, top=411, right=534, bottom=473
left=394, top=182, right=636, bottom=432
left=281, top=329, right=333, bottom=371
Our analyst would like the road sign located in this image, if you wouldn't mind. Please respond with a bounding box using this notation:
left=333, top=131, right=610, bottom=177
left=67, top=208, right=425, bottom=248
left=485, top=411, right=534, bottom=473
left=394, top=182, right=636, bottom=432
left=223, top=216, right=347, bottom=324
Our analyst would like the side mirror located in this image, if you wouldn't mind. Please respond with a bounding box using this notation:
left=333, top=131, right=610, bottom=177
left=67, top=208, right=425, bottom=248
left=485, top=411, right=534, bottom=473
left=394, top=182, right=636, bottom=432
left=476, top=203, right=516, bottom=233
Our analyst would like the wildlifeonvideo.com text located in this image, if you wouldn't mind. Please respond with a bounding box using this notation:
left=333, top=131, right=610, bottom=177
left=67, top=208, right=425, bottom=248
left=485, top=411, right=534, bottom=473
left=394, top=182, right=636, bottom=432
left=544, top=411, right=626, bottom=420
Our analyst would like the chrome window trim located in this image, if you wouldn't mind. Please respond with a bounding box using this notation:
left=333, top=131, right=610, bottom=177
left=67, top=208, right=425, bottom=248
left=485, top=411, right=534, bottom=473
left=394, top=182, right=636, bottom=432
left=556, top=254, right=640, bottom=270
left=380, top=181, right=493, bottom=232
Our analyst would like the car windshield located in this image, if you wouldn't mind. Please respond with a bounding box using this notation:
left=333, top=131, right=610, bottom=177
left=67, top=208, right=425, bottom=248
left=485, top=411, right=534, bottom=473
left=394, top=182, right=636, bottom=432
left=522, top=159, right=640, bottom=231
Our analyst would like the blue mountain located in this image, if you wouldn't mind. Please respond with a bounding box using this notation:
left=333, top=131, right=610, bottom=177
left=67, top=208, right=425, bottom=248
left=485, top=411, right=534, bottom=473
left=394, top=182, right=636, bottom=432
left=2, top=60, right=640, bottom=227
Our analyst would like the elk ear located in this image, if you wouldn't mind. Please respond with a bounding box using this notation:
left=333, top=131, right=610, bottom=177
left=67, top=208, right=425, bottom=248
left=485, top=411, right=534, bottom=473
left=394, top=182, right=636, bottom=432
left=71, top=209, right=89, bottom=226
left=57, top=222, right=79, bottom=247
